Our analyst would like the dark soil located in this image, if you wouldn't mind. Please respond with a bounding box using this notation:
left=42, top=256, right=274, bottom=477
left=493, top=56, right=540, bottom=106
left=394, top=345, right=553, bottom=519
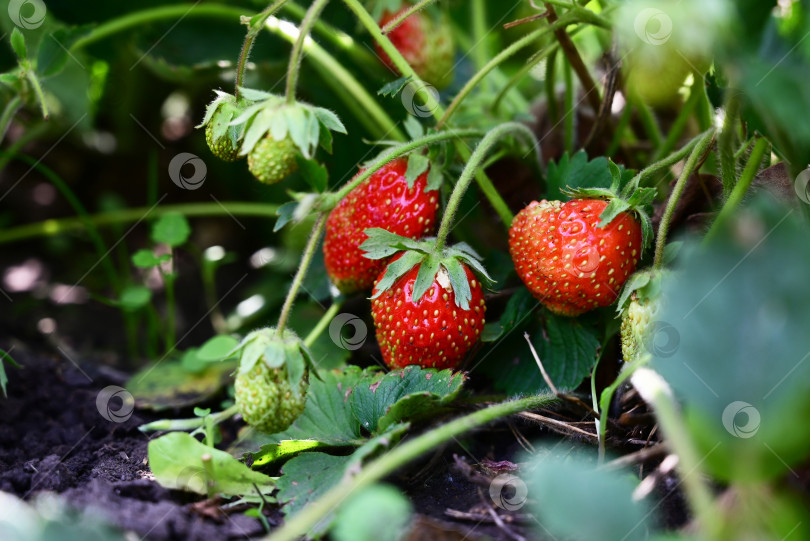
left=0, top=348, right=688, bottom=541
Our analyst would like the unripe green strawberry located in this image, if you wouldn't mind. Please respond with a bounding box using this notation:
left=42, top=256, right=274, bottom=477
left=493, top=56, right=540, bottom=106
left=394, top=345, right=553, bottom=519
left=205, top=121, right=239, bottom=162
left=618, top=269, right=668, bottom=363
left=247, top=135, right=299, bottom=184
left=235, top=361, right=308, bottom=434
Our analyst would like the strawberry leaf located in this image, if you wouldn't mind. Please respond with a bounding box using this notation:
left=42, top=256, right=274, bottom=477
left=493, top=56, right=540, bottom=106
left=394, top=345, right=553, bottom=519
left=237, top=86, right=273, bottom=101
left=404, top=153, right=430, bottom=190
left=615, top=270, right=652, bottom=313
left=284, top=342, right=306, bottom=397
left=403, top=116, right=424, bottom=140
left=312, top=106, right=347, bottom=134
left=377, top=76, right=412, bottom=97
left=296, top=156, right=328, bottom=192
left=443, top=258, right=472, bottom=310
left=284, top=106, right=310, bottom=158
left=411, top=253, right=440, bottom=303
left=274, top=201, right=298, bottom=232
left=10, top=29, right=26, bottom=60
left=596, top=198, right=631, bottom=228
left=359, top=228, right=428, bottom=260
left=426, top=163, right=444, bottom=191
left=370, top=250, right=424, bottom=298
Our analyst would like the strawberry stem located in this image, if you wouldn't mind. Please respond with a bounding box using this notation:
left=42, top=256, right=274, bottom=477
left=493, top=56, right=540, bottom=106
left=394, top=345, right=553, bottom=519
left=330, top=129, right=484, bottom=203
left=380, top=0, right=437, bottom=34
left=235, top=0, right=290, bottom=100
left=275, top=213, right=327, bottom=337
left=653, top=128, right=716, bottom=269
left=262, top=392, right=558, bottom=541
left=433, top=122, right=538, bottom=254
left=284, top=0, right=331, bottom=105
left=703, top=136, right=770, bottom=245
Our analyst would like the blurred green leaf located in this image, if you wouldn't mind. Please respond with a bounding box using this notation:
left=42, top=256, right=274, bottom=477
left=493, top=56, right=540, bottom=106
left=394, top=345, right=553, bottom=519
left=196, top=334, right=239, bottom=361
left=118, top=285, right=151, bottom=311
left=128, top=357, right=236, bottom=410
left=332, top=484, right=413, bottom=541
left=151, top=212, right=190, bottom=247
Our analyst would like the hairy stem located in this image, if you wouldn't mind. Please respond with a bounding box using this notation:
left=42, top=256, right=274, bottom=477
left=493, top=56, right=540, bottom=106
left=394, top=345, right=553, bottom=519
left=264, top=393, right=557, bottom=541
left=275, top=213, right=327, bottom=336
left=285, top=0, right=331, bottom=104
left=653, top=129, right=716, bottom=269
left=381, top=0, right=436, bottom=33
left=235, top=0, right=289, bottom=98
left=718, top=90, right=741, bottom=198
left=703, top=137, right=769, bottom=244
left=433, top=123, right=538, bottom=253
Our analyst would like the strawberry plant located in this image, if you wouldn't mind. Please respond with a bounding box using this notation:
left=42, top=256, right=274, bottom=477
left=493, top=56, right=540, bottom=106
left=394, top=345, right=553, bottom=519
left=2, top=1, right=810, bottom=540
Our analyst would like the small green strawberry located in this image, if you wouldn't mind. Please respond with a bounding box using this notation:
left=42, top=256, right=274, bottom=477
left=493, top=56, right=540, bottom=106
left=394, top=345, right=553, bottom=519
left=235, top=360, right=307, bottom=433
left=205, top=121, right=239, bottom=162
left=232, top=327, right=314, bottom=434
left=247, top=135, right=299, bottom=185
left=617, top=269, right=669, bottom=364
left=198, top=91, right=245, bottom=162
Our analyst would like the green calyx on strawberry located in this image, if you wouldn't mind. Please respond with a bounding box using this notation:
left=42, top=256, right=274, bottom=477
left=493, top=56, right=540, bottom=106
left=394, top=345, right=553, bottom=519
left=617, top=269, right=669, bottom=364
left=230, top=87, right=347, bottom=185
left=323, top=154, right=440, bottom=294
left=362, top=229, right=492, bottom=369
left=198, top=91, right=246, bottom=162
left=508, top=161, right=655, bottom=317
left=375, top=3, right=456, bottom=90
left=232, top=327, right=316, bottom=433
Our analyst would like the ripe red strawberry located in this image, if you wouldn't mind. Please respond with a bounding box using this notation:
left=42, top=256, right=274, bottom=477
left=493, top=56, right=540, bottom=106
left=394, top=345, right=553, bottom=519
left=509, top=198, right=643, bottom=317
left=323, top=158, right=439, bottom=294
left=371, top=256, right=485, bottom=370
left=376, top=6, right=455, bottom=89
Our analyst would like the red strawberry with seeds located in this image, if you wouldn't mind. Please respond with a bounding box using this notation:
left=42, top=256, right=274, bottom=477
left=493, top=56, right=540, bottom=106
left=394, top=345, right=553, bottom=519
left=509, top=198, right=646, bottom=317
left=376, top=5, right=455, bottom=89
left=324, top=158, right=439, bottom=294
left=371, top=255, right=485, bottom=370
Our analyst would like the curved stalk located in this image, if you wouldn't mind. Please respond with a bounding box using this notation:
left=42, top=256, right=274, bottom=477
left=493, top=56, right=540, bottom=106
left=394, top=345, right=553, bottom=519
left=275, top=213, right=327, bottom=336
left=303, top=301, right=342, bottom=348
left=653, top=129, right=716, bottom=269
left=380, top=0, right=436, bottom=34
left=433, top=123, right=538, bottom=253
left=235, top=0, right=290, bottom=98
left=284, top=0, right=331, bottom=104
left=264, top=393, right=557, bottom=541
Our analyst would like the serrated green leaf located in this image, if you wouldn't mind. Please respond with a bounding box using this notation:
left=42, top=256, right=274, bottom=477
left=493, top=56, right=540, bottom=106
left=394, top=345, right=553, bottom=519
left=546, top=152, right=614, bottom=201
left=498, top=286, right=537, bottom=337
left=411, top=254, right=439, bottom=303
left=352, top=366, right=465, bottom=433
left=442, top=258, right=472, bottom=310
left=544, top=314, right=601, bottom=391
left=10, top=29, right=26, bottom=60
left=370, top=251, right=424, bottom=298
left=403, top=116, right=424, bottom=140
left=129, top=357, right=237, bottom=410
left=119, top=285, right=151, bottom=311
left=149, top=432, right=273, bottom=496
left=277, top=452, right=351, bottom=518
left=377, top=76, right=412, bottom=97
left=151, top=213, right=191, bottom=247
left=597, top=198, right=631, bottom=228
left=295, top=156, right=328, bottom=192
left=404, top=153, right=430, bottom=190
left=313, top=107, right=347, bottom=134
left=360, top=228, right=428, bottom=260
left=197, top=335, right=240, bottom=361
